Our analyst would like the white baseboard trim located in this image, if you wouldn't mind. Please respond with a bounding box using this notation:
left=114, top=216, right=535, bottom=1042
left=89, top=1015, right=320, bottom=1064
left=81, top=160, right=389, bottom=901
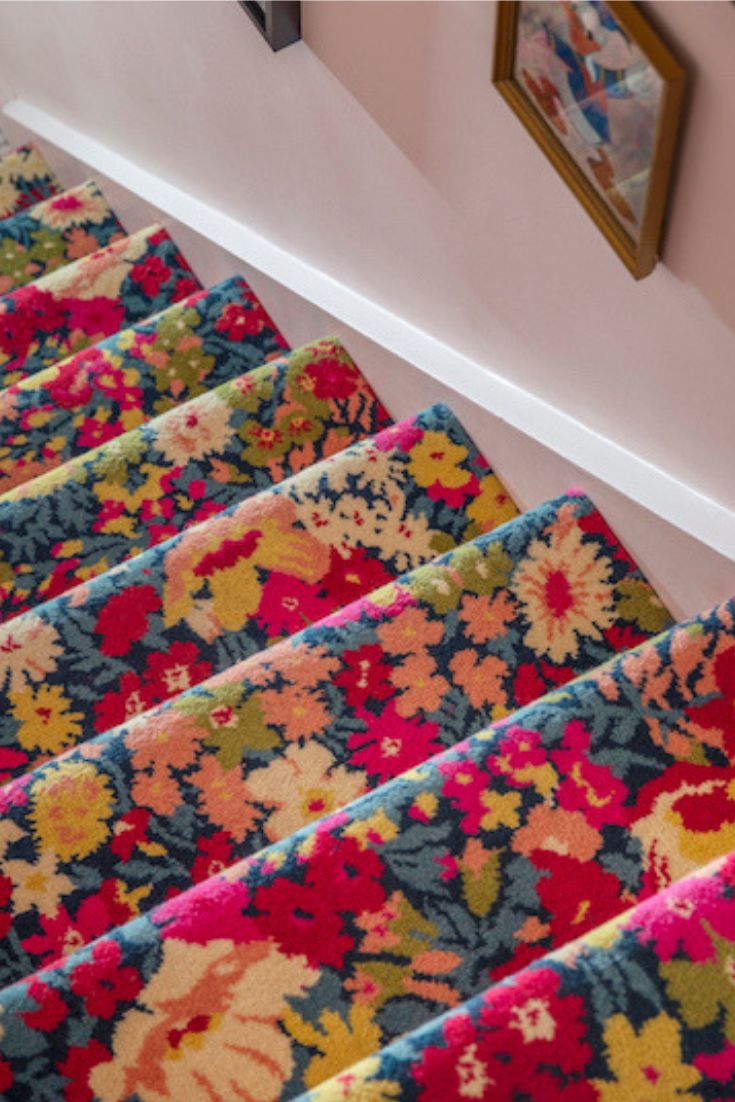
left=4, top=95, right=734, bottom=563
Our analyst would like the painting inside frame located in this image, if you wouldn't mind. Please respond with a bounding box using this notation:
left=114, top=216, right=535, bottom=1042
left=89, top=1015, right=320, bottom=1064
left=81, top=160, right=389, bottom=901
left=514, top=1, right=664, bottom=248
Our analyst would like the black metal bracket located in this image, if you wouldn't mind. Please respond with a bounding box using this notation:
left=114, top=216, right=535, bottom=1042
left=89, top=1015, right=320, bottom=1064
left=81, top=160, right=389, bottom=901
left=240, top=1, right=301, bottom=51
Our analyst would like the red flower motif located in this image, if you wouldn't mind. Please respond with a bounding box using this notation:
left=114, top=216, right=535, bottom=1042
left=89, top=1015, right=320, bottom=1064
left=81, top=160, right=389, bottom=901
left=22, top=880, right=137, bottom=967
left=191, top=831, right=235, bottom=883
left=109, top=809, right=152, bottom=862
left=22, top=287, right=67, bottom=333
left=303, top=357, right=359, bottom=401
left=252, top=832, right=386, bottom=968
left=130, top=255, right=172, bottom=297
left=254, top=571, right=335, bottom=637
left=0, top=305, right=35, bottom=358
left=535, top=853, right=625, bottom=947
left=425, top=471, right=481, bottom=508
left=214, top=301, right=267, bottom=341
left=374, top=421, right=424, bottom=453
left=45, top=353, right=96, bottom=409
left=512, top=663, right=549, bottom=707
left=685, top=645, right=735, bottom=750
left=172, top=275, right=200, bottom=301
left=21, top=979, right=69, bottom=1031
left=349, top=703, right=442, bottom=784
left=414, top=968, right=595, bottom=1102
left=94, top=670, right=155, bottom=733
left=143, top=641, right=213, bottom=703
left=321, top=547, right=393, bottom=608
left=334, top=644, right=395, bottom=709
left=77, top=417, right=122, bottom=450
left=69, top=939, right=143, bottom=1019
left=0, top=874, right=12, bottom=941
left=95, top=585, right=162, bottom=658
left=57, top=1040, right=112, bottom=1102
left=65, top=296, right=125, bottom=339
left=0, top=1060, right=11, bottom=1093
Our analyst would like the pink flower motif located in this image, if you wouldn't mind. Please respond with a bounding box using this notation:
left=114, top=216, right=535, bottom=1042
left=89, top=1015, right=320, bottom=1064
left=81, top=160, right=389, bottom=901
left=626, top=861, right=735, bottom=963
left=374, top=420, right=423, bottom=453
left=348, top=703, right=443, bottom=784
left=551, top=721, right=628, bottom=829
left=254, top=571, right=335, bottom=638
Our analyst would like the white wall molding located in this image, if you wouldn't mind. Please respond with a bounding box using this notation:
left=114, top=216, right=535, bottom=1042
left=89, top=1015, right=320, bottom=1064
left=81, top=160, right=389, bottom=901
left=4, top=94, right=735, bottom=565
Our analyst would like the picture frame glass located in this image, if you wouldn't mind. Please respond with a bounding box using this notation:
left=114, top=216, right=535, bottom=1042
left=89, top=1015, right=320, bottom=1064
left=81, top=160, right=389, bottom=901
left=514, top=1, right=664, bottom=245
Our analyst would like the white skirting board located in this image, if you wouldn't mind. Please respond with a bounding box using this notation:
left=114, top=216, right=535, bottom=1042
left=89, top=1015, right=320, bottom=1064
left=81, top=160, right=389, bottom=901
left=3, top=96, right=735, bottom=620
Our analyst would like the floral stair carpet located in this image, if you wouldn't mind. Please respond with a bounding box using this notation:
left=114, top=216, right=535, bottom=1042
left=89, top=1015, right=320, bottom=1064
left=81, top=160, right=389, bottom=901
left=0, top=145, right=731, bottom=1102
left=0, top=144, right=59, bottom=220
left=0, top=181, right=126, bottom=295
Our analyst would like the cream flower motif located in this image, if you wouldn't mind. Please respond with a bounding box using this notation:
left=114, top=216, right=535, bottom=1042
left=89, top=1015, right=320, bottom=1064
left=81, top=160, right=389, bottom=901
left=89, top=938, right=319, bottom=1102
left=56, top=225, right=151, bottom=300
left=39, top=182, right=110, bottom=230
left=512, top=504, right=615, bottom=663
left=0, top=614, right=62, bottom=693
left=2, top=849, right=74, bottom=917
left=248, top=742, right=367, bottom=842
left=155, top=393, right=233, bottom=465
left=0, top=181, right=19, bottom=217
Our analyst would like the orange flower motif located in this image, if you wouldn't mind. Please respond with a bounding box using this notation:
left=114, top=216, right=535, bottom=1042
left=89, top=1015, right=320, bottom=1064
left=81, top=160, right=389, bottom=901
left=190, top=756, right=262, bottom=843
left=259, top=682, right=333, bottom=742
left=512, top=804, right=602, bottom=863
left=459, top=590, right=517, bottom=645
left=390, top=651, right=449, bottom=717
left=377, top=606, right=443, bottom=656
left=448, top=649, right=509, bottom=711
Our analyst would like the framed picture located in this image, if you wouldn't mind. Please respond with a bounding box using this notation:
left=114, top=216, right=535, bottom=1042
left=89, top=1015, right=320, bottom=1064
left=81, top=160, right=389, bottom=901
left=493, top=1, right=685, bottom=278
left=240, top=1, right=301, bottom=52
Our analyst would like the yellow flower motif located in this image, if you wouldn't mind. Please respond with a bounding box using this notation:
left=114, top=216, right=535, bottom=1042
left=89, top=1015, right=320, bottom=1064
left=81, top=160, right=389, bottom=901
left=30, top=760, right=115, bottom=861
left=512, top=503, right=615, bottom=663
left=2, top=850, right=74, bottom=917
left=479, top=789, right=522, bottom=831
left=408, top=431, right=471, bottom=489
left=10, top=683, right=84, bottom=753
left=283, top=1003, right=383, bottom=1089
left=345, top=809, right=399, bottom=849
left=466, top=473, right=519, bottom=531
left=594, top=1013, right=702, bottom=1101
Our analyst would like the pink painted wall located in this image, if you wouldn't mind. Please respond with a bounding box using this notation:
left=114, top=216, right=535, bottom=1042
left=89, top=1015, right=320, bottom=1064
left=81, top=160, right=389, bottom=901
left=0, top=0, right=733, bottom=526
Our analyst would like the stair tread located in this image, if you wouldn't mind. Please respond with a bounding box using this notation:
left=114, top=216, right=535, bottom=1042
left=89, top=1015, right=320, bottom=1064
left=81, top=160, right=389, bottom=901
left=0, top=492, right=666, bottom=982
left=0, top=180, right=126, bottom=294
left=0, top=404, right=511, bottom=778
left=0, top=337, right=390, bottom=620
left=0, top=275, right=288, bottom=493
left=295, top=849, right=735, bottom=1101
left=0, top=224, right=199, bottom=384
left=0, top=143, right=60, bottom=220
left=0, top=598, right=731, bottom=1096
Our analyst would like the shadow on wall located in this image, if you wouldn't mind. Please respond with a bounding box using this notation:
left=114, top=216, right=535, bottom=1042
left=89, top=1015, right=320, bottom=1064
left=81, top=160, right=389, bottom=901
left=303, top=0, right=735, bottom=335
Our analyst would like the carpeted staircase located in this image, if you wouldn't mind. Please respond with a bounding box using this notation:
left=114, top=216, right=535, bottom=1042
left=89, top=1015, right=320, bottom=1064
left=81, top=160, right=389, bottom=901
left=0, top=142, right=731, bottom=1101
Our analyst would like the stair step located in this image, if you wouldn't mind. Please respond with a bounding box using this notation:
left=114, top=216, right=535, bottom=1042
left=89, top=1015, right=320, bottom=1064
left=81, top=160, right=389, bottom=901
left=0, top=492, right=669, bottom=982
left=0, top=337, right=390, bottom=619
left=0, top=597, right=724, bottom=1095
left=0, top=143, right=60, bottom=220
left=295, top=849, right=735, bottom=1101
left=0, top=275, right=289, bottom=493
left=0, top=403, right=512, bottom=778
left=0, top=180, right=126, bottom=294
left=0, top=224, right=199, bottom=384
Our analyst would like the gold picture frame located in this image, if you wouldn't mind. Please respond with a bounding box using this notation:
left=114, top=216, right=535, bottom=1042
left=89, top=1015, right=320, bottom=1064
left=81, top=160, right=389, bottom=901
left=493, top=1, right=685, bottom=279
